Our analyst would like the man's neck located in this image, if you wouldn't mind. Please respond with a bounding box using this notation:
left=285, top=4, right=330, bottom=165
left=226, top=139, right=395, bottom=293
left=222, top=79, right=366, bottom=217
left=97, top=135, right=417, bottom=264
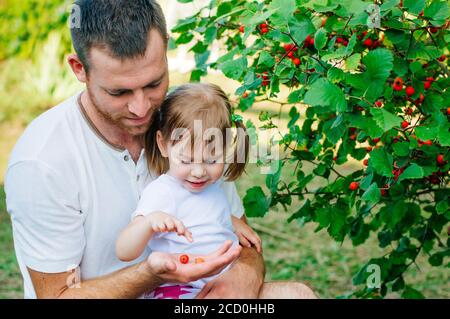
left=80, top=91, right=143, bottom=161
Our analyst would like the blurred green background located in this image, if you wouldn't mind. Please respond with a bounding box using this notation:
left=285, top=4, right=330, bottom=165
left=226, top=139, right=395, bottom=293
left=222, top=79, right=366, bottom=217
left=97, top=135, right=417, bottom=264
left=0, top=0, right=448, bottom=298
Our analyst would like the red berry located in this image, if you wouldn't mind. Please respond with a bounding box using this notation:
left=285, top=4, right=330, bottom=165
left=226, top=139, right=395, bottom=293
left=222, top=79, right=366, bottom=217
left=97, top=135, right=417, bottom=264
left=262, top=72, right=268, bottom=80
left=437, top=154, right=445, bottom=165
left=423, top=140, right=433, bottom=146
left=261, top=27, right=269, bottom=34
left=363, top=159, right=369, bottom=166
left=424, top=81, right=431, bottom=90
left=418, top=93, right=425, bottom=103
left=372, top=138, right=380, bottom=144
left=350, top=134, right=357, bottom=140
left=333, top=156, right=338, bottom=161
left=375, top=101, right=383, bottom=107
left=292, top=57, right=301, bottom=66
left=393, top=77, right=403, bottom=91
left=242, top=92, right=248, bottom=98
left=337, top=37, right=344, bottom=43
left=260, top=23, right=268, bottom=29
left=363, top=38, right=373, bottom=47
left=179, top=254, right=189, bottom=264
left=401, top=120, right=409, bottom=129
left=438, top=54, right=446, bottom=62
left=239, top=25, right=245, bottom=33
left=309, top=38, right=315, bottom=46
left=366, top=146, right=373, bottom=152
left=405, top=86, right=415, bottom=96
left=447, top=107, right=450, bottom=115
left=262, top=80, right=269, bottom=86
left=426, top=77, right=434, bottom=82
left=287, top=51, right=294, bottom=58
left=405, top=107, right=413, bottom=115
left=349, top=182, right=359, bottom=191
left=429, top=27, right=439, bottom=34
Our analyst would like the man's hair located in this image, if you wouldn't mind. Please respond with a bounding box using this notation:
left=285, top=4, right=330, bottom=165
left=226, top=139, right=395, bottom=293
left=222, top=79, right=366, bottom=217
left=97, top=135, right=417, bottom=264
left=70, top=0, right=168, bottom=73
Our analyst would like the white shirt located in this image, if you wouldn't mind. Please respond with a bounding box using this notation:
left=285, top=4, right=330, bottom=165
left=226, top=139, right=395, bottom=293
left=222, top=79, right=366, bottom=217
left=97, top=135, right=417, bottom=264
left=4, top=92, right=245, bottom=299
left=134, top=174, right=240, bottom=290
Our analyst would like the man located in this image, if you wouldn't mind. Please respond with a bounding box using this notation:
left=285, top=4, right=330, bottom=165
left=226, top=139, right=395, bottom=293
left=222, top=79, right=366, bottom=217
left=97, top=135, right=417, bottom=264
left=5, top=0, right=316, bottom=299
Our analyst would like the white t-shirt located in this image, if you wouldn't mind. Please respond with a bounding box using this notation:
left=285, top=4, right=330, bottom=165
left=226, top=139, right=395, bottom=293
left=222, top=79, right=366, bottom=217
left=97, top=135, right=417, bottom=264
left=134, top=174, right=240, bottom=292
left=4, top=92, right=245, bottom=299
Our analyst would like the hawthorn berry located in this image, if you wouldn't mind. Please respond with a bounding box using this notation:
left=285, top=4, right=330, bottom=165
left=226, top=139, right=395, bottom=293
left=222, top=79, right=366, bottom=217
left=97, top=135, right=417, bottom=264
left=372, top=137, right=380, bottom=144
left=438, top=54, right=446, bottom=62
left=179, top=254, right=189, bottom=264
left=349, top=181, right=359, bottom=191
left=366, top=146, right=373, bottom=152
left=292, top=57, right=301, bottom=66
left=429, top=27, right=439, bottom=33
left=239, top=25, right=245, bottom=33
left=363, top=159, right=369, bottom=166
left=437, top=154, right=445, bottom=165
left=405, top=107, right=413, bottom=115
left=424, top=81, right=431, bottom=90
left=405, top=86, right=415, bottom=96
left=401, top=120, right=409, bottom=129
left=375, top=101, right=383, bottom=107
left=447, top=107, right=450, bottom=115
left=393, top=77, right=403, bottom=91
left=363, top=38, right=373, bottom=47
left=242, top=92, right=248, bottom=98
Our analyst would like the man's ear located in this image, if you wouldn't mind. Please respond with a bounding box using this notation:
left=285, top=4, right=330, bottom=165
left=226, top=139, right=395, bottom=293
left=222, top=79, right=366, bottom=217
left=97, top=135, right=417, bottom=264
left=67, top=54, right=87, bottom=83
left=156, top=131, right=169, bottom=158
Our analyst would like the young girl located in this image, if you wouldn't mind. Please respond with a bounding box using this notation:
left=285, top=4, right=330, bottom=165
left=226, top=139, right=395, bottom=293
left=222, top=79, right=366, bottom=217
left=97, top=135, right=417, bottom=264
left=116, top=83, right=261, bottom=299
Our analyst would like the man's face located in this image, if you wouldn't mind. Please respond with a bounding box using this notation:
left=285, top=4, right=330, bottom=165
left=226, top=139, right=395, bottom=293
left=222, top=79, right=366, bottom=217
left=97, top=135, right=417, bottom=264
left=84, top=29, right=169, bottom=137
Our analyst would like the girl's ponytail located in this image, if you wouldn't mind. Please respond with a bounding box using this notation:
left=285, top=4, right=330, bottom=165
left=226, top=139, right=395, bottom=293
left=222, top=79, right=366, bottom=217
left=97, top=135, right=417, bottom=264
left=144, top=108, right=169, bottom=175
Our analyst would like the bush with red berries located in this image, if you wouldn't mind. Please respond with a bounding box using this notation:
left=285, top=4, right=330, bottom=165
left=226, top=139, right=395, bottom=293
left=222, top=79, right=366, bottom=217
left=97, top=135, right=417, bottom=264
left=172, top=0, right=449, bottom=298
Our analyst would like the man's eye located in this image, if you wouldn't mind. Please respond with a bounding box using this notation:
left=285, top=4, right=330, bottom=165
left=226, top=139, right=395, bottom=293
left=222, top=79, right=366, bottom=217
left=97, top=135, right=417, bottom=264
left=181, top=160, right=191, bottom=164
left=108, top=91, right=125, bottom=97
left=205, top=159, right=217, bottom=164
left=146, top=82, right=161, bottom=89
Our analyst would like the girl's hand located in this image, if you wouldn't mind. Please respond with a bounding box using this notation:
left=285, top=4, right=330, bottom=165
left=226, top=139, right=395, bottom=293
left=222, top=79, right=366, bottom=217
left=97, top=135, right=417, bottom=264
left=146, top=211, right=193, bottom=242
left=231, top=216, right=262, bottom=253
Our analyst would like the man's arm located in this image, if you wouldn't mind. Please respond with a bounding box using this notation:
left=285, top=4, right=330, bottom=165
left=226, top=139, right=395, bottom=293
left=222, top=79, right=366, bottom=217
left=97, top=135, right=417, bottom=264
left=28, top=240, right=242, bottom=299
left=28, top=261, right=160, bottom=299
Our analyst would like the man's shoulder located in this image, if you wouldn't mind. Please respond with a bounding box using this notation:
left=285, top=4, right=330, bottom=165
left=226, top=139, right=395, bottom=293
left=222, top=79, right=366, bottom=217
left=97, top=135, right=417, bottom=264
left=8, top=93, right=83, bottom=167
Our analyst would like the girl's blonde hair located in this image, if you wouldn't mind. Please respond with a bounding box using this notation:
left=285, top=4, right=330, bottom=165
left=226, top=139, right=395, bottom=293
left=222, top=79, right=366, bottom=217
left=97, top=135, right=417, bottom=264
left=145, top=83, right=249, bottom=181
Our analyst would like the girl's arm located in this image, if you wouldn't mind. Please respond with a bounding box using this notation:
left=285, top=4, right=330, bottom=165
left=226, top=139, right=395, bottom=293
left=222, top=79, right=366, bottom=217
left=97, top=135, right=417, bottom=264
left=116, top=212, right=193, bottom=262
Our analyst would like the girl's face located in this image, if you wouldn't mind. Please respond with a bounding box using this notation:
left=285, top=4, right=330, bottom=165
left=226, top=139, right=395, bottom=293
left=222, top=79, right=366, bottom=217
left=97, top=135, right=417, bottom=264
left=157, top=132, right=225, bottom=193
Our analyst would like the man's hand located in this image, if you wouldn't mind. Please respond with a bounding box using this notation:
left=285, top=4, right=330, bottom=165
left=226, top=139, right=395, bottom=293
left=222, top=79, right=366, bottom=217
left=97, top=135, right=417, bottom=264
left=147, top=240, right=241, bottom=285
left=195, top=246, right=264, bottom=299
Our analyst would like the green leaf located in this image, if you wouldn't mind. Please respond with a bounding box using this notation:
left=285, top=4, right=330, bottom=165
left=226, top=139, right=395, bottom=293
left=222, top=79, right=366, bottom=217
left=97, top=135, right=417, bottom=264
left=362, top=183, right=381, bottom=203
left=370, top=148, right=394, bottom=177
left=364, top=49, right=394, bottom=82
left=218, top=56, right=247, bottom=80
left=287, top=89, right=304, bottom=103
left=428, top=253, right=443, bottom=267
left=404, top=0, right=425, bottom=15
left=304, top=78, right=347, bottom=112
left=436, top=200, right=449, bottom=215
left=258, top=51, right=275, bottom=68
left=314, top=28, right=327, bottom=50
left=370, top=108, right=402, bottom=131
left=424, top=1, right=450, bottom=25
left=402, top=286, right=425, bottom=299
left=269, top=0, right=296, bottom=22
left=415, top=126, right=438, bottom=140
left=243, top=186, right=270, bottom=217
left=392, top=142, right=410, bottom=157
left=397, top=164, right=424, bottom=182
left=345, top=54, right=361, bottom=70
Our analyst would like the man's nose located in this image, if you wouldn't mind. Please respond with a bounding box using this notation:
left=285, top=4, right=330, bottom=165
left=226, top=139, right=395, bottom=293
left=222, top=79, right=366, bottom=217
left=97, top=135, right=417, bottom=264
left=191, top=164, right=205, bottom=178
left=128, top=90, right=151, bottom=118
